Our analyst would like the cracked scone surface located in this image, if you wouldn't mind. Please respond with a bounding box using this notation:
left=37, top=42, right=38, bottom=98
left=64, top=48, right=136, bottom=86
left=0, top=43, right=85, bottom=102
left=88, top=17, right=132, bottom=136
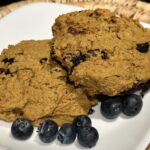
left=0, top=40, right=93, bottom=126
left=52, top=9, right=150, bottom=96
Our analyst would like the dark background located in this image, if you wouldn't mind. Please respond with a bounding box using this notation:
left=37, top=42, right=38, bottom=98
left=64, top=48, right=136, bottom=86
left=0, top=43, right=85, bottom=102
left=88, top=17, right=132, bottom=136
left=0, top=0, right=149, bottom=7
left=0, top=0, right=22, bottom=6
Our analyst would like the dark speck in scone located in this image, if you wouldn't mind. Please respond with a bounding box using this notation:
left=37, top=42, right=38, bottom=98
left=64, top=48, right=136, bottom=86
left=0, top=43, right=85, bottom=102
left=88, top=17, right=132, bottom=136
left=101, top=51, right=109, bottom=60
left=52, top=9, right=150, bottom=97
left=2, top=58, right=15, bottom=64
left=4, top=68, right=11, bottom=75
left=68, top=27, right=85, bottom=35
left=40, top=57, right=48, bottom=64
left=0, top=68, right=5, bottom=74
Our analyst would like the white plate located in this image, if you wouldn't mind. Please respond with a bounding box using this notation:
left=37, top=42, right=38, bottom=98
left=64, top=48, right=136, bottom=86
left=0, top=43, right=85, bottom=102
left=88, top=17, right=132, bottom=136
left=0, top=2, right=150, bottom=150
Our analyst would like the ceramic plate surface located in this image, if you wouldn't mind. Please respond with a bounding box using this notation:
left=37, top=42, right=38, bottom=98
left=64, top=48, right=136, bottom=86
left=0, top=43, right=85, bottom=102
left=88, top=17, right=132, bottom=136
left=0, top=3, right=150, bottom=150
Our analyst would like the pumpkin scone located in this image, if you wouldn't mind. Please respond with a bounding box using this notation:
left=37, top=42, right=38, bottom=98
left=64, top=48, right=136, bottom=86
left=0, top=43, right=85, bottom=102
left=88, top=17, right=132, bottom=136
left=0, top=40, right=94, bottom=126
left=52, top=9, right=150, bottom=96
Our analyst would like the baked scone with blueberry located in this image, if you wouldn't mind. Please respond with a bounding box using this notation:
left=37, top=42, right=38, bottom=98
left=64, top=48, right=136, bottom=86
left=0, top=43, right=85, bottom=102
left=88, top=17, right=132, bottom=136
left=52, top=9, right=150, bottom=96
left=0, top=40, right=95, bottom=126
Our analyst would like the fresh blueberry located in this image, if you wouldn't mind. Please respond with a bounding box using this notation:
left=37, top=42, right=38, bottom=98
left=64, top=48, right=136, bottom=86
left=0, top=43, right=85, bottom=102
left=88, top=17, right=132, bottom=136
left=57, top=123, right=76, bottom=144
left=136, top=42, right=149, bottom=53
left=77, top=126, right=99, bottom=148
left=73, top=115, right=92, bottom=130
left=122, top=94, right=143, bottom=116
left=101, top=97, right=122, bottom=119
left=38, top=120, right=58, bottom=143
left=11, top=118, right=33, bottom=140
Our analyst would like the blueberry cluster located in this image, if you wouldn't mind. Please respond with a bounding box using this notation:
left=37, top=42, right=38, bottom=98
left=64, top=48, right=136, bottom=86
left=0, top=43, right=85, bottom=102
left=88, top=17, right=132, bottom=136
left=100, top=94, right=143, bottom=119
left=70, top=49, right=109, bottom=70
left=11, top=115, right=99, bottom=148
left=10, top=94, right=142, bottom=147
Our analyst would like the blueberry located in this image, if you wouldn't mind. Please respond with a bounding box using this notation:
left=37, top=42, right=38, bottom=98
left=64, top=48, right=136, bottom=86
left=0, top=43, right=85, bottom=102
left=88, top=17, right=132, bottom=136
left=71, top=53, right=86, bottom=67
left=101, top=97, right=122, bottom=119
left=73, top=115, right=92, bottom=131
left=77, top=126, right=99, bottom=148
left=68, top=27, right=83, bottom=35
left=5, top=69, right=11, bottom=75
left=2, top=58, right=14, bottom=64
left=57, top=123, right=76, bottom=144
left=101, top=51, right=109, bottom=60
left=2, top=58, right=9, bottom=63
left=122, top=94, right=143, bottom=116
left=136, top=42, right=149, bottom=53
left=38, top=120, right=58, bottom=143
left=11, top=118, right=33, bottom=140
left=8, top=58, right=15, bottom=64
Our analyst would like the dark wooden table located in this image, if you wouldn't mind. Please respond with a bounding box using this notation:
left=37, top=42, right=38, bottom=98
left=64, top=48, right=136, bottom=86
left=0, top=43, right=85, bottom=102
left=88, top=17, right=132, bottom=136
left=0, top=0, right=22, bottom=6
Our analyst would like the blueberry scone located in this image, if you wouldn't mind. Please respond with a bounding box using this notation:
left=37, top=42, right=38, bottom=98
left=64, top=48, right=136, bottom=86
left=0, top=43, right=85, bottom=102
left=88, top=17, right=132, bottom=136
left=52, top=9, right=150, bottom=96
left=0, top=40, right=94, bottom=126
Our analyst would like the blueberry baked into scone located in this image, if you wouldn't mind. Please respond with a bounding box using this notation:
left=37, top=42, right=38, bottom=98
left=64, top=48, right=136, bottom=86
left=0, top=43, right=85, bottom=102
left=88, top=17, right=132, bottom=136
left=52, top=9, right=150, bottom=96
left=0, top=40, right=95, bottom=126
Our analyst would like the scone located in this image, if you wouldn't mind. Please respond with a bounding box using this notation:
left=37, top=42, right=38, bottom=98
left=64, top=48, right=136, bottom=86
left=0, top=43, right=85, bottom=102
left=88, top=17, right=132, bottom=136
left=52, top=9, right=145, bottom=37
left=52, top=9, right=150, bottom=96
left=0, top=40, right=95, bottom=126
